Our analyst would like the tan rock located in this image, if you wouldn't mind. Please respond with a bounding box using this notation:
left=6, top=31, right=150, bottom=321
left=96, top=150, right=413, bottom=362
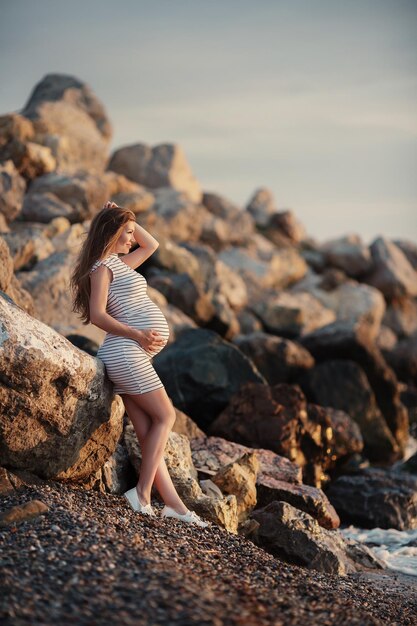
left=0, top=291, right=124, bottom=480
left=124, top=424, right=238, bottom=532
left=0, top=160, right=26, bottom=222
left=212, top=452, right=259, bottom=522
left=17, top=249, right=103, bottom=343
left=108, top=143, right=202, bottom=203
left=190, top=434, right=302, bottom=485
left=22, top=74, right=112, bottom=173
left=252, top=291, right=336, bottom=336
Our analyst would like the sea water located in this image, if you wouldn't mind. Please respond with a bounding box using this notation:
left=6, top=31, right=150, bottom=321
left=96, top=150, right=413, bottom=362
left=340, top=525, right=417, bottom=577
left=339, top=435, right=417, bottom=578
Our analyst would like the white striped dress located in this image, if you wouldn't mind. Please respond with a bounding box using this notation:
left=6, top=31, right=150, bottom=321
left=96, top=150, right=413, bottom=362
left=89, top=252, right=170, bottom=395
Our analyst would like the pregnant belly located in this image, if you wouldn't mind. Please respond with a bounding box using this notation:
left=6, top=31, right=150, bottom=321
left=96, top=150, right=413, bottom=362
left=129, top=302, right=170, bottom=356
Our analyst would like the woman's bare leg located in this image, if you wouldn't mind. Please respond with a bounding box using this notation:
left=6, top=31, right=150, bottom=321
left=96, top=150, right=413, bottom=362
left=121, top=390, right=188, bottom=513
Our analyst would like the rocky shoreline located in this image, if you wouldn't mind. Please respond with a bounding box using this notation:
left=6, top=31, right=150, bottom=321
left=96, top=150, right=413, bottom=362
left=1, top=479, right=416, bottom=626
left=1, top=73, right=417, bottom=624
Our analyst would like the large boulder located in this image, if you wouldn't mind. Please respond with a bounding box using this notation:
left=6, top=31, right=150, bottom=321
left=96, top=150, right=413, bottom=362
left=21, top=73, right=112, bottom=173
left=108, top=143, right=202, bottom=203
left=291, top=277, right=386, bottom=342
left=25, top=171, right=108, bottom=224
left=201, top=192, right=254, bottom=249
left=382, top=297, right=417, bottom=339
left=364, top=237, right=417, bottom=299
left=154, top=328, right=265, bottom=430
left=325, top=467, right=417, bottom=530
left=208, top=382, right=336, bottom=487
left=0, top=291, right=124, bottom=480
left=0, top=237, right=34, bottom=314
left=384, top=332, right=417, bottom=386
left=141, top=188, right=208, bottom=242
left=299, top=359, right=399, bottom=462
left=252, top=291, right=336, bottom=338
left=219, top=245, right=307, bottom=291
left=250, top=501, right=356, bottom=576
left=190, top=434, right=302, bottom=485
left=320, top=234, right=373, bottom=277
left=232, top=332, right=314, bottom=385
left=17, top=249, right=104, bottom=344
left=393, top=238, right=417, bottom=270
left=245, top=187, right=277, bottom=228
left=299, top=320, right=409, bottom=456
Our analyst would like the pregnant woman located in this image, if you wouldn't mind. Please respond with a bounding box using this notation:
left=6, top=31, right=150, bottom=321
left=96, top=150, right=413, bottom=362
left=71, top=201, right=207, bottom=528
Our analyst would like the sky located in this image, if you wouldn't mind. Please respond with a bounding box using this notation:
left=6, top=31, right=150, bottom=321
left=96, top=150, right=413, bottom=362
left=1, top=0, right=416, bottom=244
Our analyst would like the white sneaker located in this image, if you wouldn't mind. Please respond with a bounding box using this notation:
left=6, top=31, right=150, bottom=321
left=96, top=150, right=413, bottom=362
left=161, top=505, right=209, bottom=528
left=124, top=487, right=156, bottom=517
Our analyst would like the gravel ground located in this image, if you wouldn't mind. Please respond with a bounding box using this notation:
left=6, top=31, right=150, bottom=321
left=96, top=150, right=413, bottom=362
left=1, top=480, right=416, bottom=626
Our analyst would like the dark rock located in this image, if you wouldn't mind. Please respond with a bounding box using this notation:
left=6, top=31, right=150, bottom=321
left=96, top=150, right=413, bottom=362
left=208, top=382, right=336, bottom=487
left=154, top=328, right=265, bottom=430
left=299, top=359, right=399, bottom=462
left=325, top=407, right=364, bottom=462
left=363, top=237, right=417, bottom=299
left=250, top=501, right=352, bottom=575
left=384, top=332, right=417, bottom=386
left=66, top=334, right=100, bottom=357
left=299, top=320, right=409, bottom=456
left=255, top=478, right=340, bottom=530
left=325, top=467, right=417, bottom=530
left=382, top=297, right=417, bottom=338
left=232, top=331, right=314, bottom=385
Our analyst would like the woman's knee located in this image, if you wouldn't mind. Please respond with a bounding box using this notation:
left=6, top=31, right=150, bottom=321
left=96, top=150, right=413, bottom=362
left=157, top=405, right=176, bottom=429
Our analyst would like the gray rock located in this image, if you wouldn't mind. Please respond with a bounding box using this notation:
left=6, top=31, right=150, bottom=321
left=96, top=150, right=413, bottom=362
left=232, top=331, right=315, bottom=385
left=321, top=234, right=373, bottom=277
left=154, top=328, right=265, bottom=430
left=21, top=192, right=74, bottom=223
left=364, top=237, right=417, bottom=298
left=252, top=291, right=335, bottom=337
left=246, top=187, right=277, bottom=227
left=250, top=501, right=354, bottom=575
left=326, top=467, right=417, bottom=530
left=26, top=171, right=108, bottom=224
left=108, top=143, right=202, bottom=203
left=300, top=359, right=399, bottom=462
left=299, top=320, right=409, bottom=457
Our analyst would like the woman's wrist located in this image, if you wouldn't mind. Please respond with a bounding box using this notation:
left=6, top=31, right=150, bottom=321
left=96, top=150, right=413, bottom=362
left=127, top=326, right=143, bottom=341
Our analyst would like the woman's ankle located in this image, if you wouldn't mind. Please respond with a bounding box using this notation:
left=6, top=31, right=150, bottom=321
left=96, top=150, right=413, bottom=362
left=135, top=486, right=151, bottom=506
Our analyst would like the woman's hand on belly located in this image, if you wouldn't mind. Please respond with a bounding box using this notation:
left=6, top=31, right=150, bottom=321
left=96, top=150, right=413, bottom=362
left=132, top=328, right=167, bottom=353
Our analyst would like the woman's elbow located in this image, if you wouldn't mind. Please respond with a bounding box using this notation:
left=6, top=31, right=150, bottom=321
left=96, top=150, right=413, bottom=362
left=90, top=311, right=105, bottom=326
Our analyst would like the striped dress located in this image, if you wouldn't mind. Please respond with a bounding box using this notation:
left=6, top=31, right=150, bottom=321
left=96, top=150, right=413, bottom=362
left=89, top=252, right=170, bottom=395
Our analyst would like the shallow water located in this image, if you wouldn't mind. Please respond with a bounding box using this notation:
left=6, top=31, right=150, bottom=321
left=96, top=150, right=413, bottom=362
left=340, top=525, right=417, bottom=577
left=340, top=435, right=417, bottom=578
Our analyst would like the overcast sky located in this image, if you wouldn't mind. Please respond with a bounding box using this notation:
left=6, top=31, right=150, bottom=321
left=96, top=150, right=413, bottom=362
left=1, top=0, right=416, bottom=244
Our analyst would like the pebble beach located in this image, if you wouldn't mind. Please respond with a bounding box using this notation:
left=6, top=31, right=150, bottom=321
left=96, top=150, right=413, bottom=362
left=1, top=480, right=416, bottom=626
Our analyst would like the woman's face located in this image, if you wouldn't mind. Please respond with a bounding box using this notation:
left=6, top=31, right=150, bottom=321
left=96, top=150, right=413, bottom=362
left=113, top=220, right=136, bottom=253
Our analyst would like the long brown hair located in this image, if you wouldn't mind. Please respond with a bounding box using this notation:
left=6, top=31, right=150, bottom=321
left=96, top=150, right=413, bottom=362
left=70, top=205, right=136, bottom=324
